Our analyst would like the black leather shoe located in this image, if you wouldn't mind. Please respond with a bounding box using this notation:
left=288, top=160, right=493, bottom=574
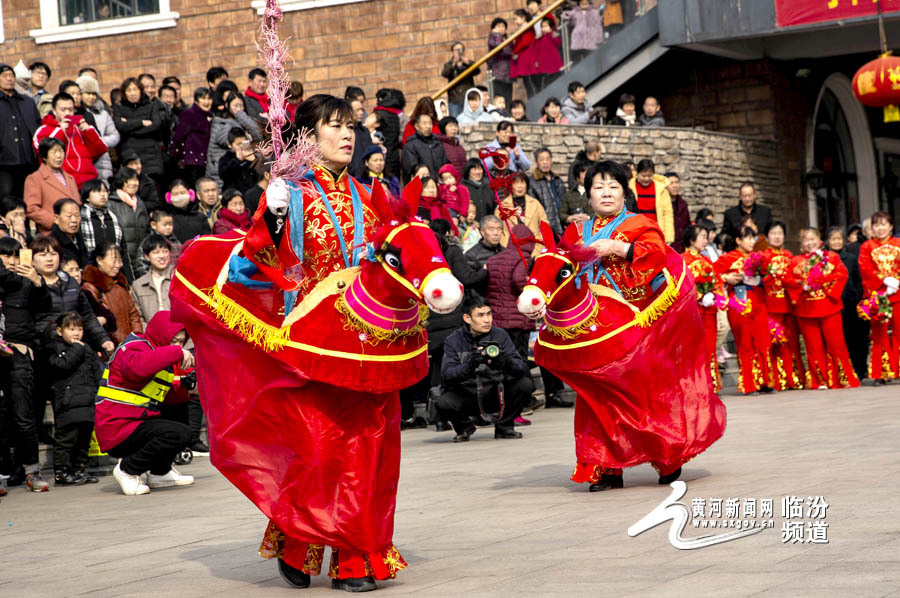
left=55, top=471, right=86, bottom=486
left=453, top=425, right=476, bottom=443
left=658, top=467, right=682, bottom=485
left=74, top=469, right=99, bottom=484
left=589, top=474, right=624, bottom=492
left=331, top=576, right=376, bottom=592
left=545, top=393, right=575, bottom=408
left=277, top=558, right=311, bottom=588
left=494, top=429, right=523, bottom=439
left=434, top=421, right=452, bottom=432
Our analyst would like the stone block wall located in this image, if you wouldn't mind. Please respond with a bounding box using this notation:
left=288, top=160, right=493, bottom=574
left=460, top=122, right=783, bottom=229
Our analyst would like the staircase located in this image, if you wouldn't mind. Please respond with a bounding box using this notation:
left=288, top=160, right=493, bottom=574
left=525, top=7, right=664, bottom=120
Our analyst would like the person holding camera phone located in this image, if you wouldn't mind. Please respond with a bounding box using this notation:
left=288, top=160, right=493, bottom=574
left=436, top=294, right=533, bottom=442
left=441, top=41, right=481, bottom=118
left=94, top=310, right=196, bottom=495
left=482, top=121, right=530, bottom=173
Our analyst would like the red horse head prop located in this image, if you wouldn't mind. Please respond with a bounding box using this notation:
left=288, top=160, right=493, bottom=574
left=518, top=221, right=597, bottom=320
left=355, top=178, right=463, bottom=316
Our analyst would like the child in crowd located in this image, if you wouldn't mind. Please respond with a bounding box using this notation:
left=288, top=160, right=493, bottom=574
left=511, top=9, right=538, bottom=97
left=138, top=209, right=182, bottom=276
left=460, top=202, right=482, bottom=252
left=509, top=99, right=528, bottom=122
left=486, top=95, right=511, bottom=121
left=47, top=311, right=102, bottom=486
left=537, top=97, right=569, bottom=124
left=213, top=190, right=252, bottom=234
left=131, top=235, right=173, bottom=326
left=218, top=128, right=257, bottom=194
left=610, top=93, right=638, bottom=126
left=638, top=96, right=666, bottom=127
left=533, top=17, right=563, bottom=92
left=562, top=0, right=603, bottom=63
left=438, top=164, right=471, bottom=231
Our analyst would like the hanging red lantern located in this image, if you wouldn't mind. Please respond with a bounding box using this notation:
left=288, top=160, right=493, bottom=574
left=852, top=53, right=900, bottom=122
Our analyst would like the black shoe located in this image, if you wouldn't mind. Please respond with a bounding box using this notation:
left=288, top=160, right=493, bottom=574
left=189, top=441, right=210, bottom=456
left=760, top=386, right=776, bottom=394
left=6, top=466, right=25, bottom=487
left=434, top=421, right=452, bottom=432
left=55, top=471, right=86, bottom=486
left=589, top=474, right=624, bottom=492
left=658, top=467, right=682, bottom=485
left=875, top=379, right=888, bottom=386
left=401, top=416, right=427, bottom=430
left=494, top=429, right=523, bottom=439
left=470, top=415, right=493, bottom=427
left=331, top=577, right=376, bottom=592
left=277, top=557, right=311, bottom=588
left=523, top=395, right=546, bottom=412
left=545, top=393, right=575, bottom=408
left=453, top=425, right=476, bottom=443
left=74, top=469, right=99, bottom=484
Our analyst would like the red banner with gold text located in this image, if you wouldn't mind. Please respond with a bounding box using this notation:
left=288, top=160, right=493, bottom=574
left=776, top=0, right=900, bottom=28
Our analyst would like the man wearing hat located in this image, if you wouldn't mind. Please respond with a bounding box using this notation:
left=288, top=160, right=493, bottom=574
left=76, top=74, right=119, bottom=182
left=356, top=146, right=401, bottom=197
left=0, top=63, right=42, bottom=198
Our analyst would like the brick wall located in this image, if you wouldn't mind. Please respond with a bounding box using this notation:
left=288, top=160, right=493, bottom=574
left=2, top=0, right=521, bottom=101
left=460, top=122, right=784, bottom=227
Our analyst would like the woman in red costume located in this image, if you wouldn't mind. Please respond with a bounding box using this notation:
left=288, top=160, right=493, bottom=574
left=518, top=161, right=726, bottom=492
left=171, top=95, right=462, bottom=593
left=714, top=227, right=775, bottom=395
left=682, top=224, right=724, bottom=391
left=857, top=211, right=900, bottom=382
left=785, top=228, right=860, bottom=389
left=762, top=221, right=805, bottom=390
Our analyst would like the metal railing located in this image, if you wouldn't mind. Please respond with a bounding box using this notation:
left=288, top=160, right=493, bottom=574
left=431, top=0, right=567, bottom=102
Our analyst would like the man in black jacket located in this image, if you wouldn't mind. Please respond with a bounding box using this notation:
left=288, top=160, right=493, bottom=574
left=441, top=42, right=480, bottom=117
left=437, top=294, right=532, bottom=442
left=400, top=113, right=449, bottom=183
left=0, top=64, right=41, bottom=198
left=0, top=237, right=53, bottom=492
left=722, top=182, right=772, bottom=240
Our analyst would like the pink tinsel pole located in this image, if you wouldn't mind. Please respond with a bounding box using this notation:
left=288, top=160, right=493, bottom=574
left=256, top=0, right=319, bottom=183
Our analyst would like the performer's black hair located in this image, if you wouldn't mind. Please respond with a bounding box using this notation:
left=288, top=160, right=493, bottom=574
left=584, top=160, right=630, bottom=192
left=293, top=94, right=354, bottom=137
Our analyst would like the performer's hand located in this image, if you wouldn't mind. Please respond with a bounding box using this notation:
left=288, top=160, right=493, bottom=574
left=590, top=238, right=628, bottom=258
left=701, top=293, right=715, bottom=307
left=266, top=178, right=290, bottom=214
left=723, top=272, right=743, bottom=286
left=744, top=275, right=761, bottom=287
left=181, top=348, right=195, bottom=370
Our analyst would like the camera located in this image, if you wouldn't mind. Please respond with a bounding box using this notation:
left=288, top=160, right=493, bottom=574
left=181, top=372, right=197, bottom=392
left=479, top=341, right=501, bottom=359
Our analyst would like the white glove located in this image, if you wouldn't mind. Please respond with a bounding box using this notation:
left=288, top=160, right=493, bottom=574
left=266, top=178, right=290, bottom=214
left=744, top=275, right=761, bottom=287
left=887, top=286, right=898, bottom=296
left=884, top=276, right=899, bottom=290
left=701, top=293, right=715, bottom=308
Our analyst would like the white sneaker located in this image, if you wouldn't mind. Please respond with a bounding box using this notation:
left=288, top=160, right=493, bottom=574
left=113, top=463, right=150, bottom=495
left=147, top=467, right=194, bottom=488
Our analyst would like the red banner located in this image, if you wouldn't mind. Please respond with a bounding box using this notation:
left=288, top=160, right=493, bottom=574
left=776, top=0, right=900, bottom=28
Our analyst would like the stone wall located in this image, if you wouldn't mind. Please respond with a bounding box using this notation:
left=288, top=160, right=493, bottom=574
left=459, top=122, right=783, bottom=228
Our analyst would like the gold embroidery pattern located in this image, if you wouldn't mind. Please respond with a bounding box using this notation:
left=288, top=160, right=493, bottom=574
left=871, top=243, right=900, bottom=278
left=258, top=521, right=285, bottom=559
left=382, top=546, right=407, bottom=578
left=304, top=544, right=325, bottom=576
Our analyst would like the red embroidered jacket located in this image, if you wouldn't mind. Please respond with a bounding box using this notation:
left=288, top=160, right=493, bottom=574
left=858, top=237, right=900, bottom=305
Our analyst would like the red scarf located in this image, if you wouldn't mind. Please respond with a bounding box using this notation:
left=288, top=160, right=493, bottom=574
left=245, top=88, right=271, bottom=113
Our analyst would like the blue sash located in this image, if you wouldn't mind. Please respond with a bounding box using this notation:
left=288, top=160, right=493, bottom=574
left=579, top=210, right=635, bottom=294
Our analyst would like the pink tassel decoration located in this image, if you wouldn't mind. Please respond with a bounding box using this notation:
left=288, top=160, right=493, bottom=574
left=256, top=0, right=320, bottom=183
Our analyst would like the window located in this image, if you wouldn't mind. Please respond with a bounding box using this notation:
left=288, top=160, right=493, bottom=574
left=57, top=0, right=159, bottom=26
left=250, top=0, right=371, bottom=16
left=30, top=0, right=178, bottom=44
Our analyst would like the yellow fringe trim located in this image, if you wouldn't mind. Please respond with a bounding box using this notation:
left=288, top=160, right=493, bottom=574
left=334, top=292, right=428, bottom=346
left=545, top=296, right=601, bottom=340
left=634, top=272, right=680, bottom=328
left=203, top=285, right=291, bottom=352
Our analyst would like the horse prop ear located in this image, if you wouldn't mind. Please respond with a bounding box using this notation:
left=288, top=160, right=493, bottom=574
left=401, top=177, right=422, bottom=217
left=563, top=221, right=582, bottom=246
left=369, top=178, right=394, bottom=223
left=540, top=220, right=557, bottom=252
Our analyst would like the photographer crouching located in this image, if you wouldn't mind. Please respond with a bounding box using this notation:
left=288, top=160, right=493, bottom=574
left=437, top=294, right=534, bottom=442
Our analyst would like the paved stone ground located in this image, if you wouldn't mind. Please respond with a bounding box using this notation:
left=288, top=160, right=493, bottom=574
left=1, top=383, right=899, bottom=598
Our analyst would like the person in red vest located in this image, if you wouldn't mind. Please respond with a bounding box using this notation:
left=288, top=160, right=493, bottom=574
left=857, top=211, right=900, bottom=382
left=714, top=226, right=775, bottom=394
left=785, top=228, right=860, bottom=389
left=761, top=221, right=805, bottom=390
left=32, top=92, right=107, bottom=189
left=627, top=159, right=675, bottom=243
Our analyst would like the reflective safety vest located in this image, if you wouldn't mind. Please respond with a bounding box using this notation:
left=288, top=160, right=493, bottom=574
left=95, top=335, right=175, bottom=412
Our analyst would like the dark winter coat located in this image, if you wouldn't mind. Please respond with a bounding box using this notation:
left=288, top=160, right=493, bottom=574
left=670, top=194, right=691, bottom=252
left=218, top=150, right=257, bottom=194
left=374, top=97, right=403, bottom=179
left=113, top=96, right=164, bottom=176
left=444, top=239, right=487, bottom=293
left=35, top=271, right=111, bottom=351
left=437, top=134, right=467, bottom=179
left=46, top=337, right=103, bottom=428
left=49, top=224, right=89, bottom=268
left=529, top=170, right=565, bottom=236
left=441, top=325, right=527, bottom=396
left=486, top=224, right=536, bottom=331
left=401, top=132, right=449, bottom=183
left=169, top=104, right=212, bottom=167
left=0, top=89, right=40, bottom=167
left=167, top=200, right=211, bottom=243
left=350, top=123, right=373, bottom=180
left=0, top=265, right=53, bottom=348
left=465, top=238, right=503, bottom=270
left=463, top=179, right=496, bottom=222
left=107, top=192, right=150, bottom=279
left=722, top=202, right=772, bottom=240
left=441, top=59, right=481, bottom=107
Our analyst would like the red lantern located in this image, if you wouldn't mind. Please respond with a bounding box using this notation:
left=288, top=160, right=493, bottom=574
left=852, top=53, right=900, bottom=122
